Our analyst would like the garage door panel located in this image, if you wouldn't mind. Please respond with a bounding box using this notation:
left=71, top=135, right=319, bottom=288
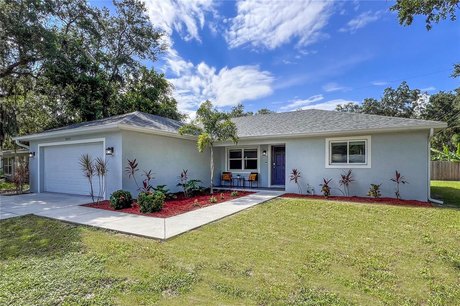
left=43, top=142, right=103, bottom=196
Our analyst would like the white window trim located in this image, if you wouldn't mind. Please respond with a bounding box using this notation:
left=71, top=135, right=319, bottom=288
left=3, top=157, right=13, bottom=175
left=225, top=146, right=260, bottom=172
left=325, top=136, right=371, bottom=169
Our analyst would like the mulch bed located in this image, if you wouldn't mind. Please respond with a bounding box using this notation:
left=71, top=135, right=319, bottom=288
left=280, top=193, right=433, bottom=207
left=82, top=191, right=255, bottom=218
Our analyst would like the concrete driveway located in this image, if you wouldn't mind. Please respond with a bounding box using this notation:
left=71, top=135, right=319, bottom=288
left=0, top=193, right=92, bottom=220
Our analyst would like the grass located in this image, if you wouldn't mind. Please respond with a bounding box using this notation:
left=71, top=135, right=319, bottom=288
left=1, top=198, right=459, bottom=305
left=431, top=180, right=460, bottom=207
left=0, top=181, right=29, bottom=193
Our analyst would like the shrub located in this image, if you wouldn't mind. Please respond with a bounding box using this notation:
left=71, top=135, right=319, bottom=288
left=138, top=191, right=165, bottom=213
left=177, top=169, right=203, bottom=197
left=110, top=190, right=132, bottom=210
left=289, top=169, right=302, bottom=194
left=220, top=193, right=225, bottom=200
left=339, top=169, right=354, bottom=196
left=367, top=184, right=382, bottom=198
left=152, top=185, right=176, bottom=199
left=209, top=196, right=218, bottom=203
left=390, top=170, right=408, bottom=199
left=230, top=191, right=239, bottom=197
left=320, top=178, right=332, bottom=197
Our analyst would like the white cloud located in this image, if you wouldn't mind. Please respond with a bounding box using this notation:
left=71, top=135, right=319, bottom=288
left=169, top=61, right=274, bottom=116
left=279, top=95, right=324, bottom=111
left=322, top=82, right=350, bottom=92
left=279, top=96, right=358, bottom=112
left=371, top=81, right=389, bottom=86
left=143, top=0, right=214, bottom=41
left=225, top=0, right=334, bottom=49
left=421, top=86, right=436, bottom=92
left=340, top=10, right=383, bottom=33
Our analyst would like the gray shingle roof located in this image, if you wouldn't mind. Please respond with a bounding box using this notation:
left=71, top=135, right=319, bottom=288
left=16, top=109, right=446, bottom=141
left=230, top=109, right=446, bottom=138
left=36, top=111, right=183, bottom=134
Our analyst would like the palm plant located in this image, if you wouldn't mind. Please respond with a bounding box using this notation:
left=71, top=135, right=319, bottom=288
left=339, top=169, right=354, bottom=196
left=79, top=154, right=96, bottom=202
left=179, top=101, right=238, bottom=194
left=390, top=170, right=408, bottom=199
left=94, top=157, right=108, bottom=201
left=289, top=169, right=302, bottom=194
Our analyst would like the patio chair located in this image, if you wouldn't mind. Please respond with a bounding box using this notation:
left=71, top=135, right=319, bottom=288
left=247, top=172, right=259, bottom=188
left=221, top=172, right=233, bottom=187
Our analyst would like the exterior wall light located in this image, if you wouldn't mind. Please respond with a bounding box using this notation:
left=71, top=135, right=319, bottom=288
left=29, top=152, right=35, bottom=158
left=262, top=150, right=267, bottom=156
left=105, top=147, right=114, bottom=155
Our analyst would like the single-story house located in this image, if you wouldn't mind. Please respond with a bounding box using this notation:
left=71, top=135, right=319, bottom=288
left=1, top=149, right=29, bottom=181
left=14, top=110, right=446, bottom=202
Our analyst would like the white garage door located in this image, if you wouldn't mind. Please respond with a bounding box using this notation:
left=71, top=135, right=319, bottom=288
left=43, top=142, right=103, bottom=195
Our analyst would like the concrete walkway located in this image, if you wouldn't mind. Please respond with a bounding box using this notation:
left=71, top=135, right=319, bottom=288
left=0, top=191, right=283, bottom=239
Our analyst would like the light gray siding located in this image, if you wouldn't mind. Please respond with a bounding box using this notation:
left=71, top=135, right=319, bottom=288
left=28, top=132, right=123, bottom=198
left=121, top=131, right=210, bottom=196
left=215, top=130, right=430, bottom=201
left=284, top=131, right=429, bottom=201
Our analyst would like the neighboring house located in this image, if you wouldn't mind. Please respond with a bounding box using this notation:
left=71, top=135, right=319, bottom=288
left=0, top=149, right=29, bottom=181
left=14, top=110, right=446, bottom=201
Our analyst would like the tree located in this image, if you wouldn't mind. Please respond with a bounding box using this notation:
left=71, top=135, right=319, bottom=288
left=256, top=108, right=275, bottom=115
left=229, top=103, right=253, bottom=117
left=336, top=82, right=421, bottom=118
left=390, top=0, right=459, bottom=30
left=179, top=101, right=238, bottom=194
left=422, top=89, right=460, bottom=151
left=0, top=0, right=182, bottom=148
left=390, top=0, right=459, bottom=77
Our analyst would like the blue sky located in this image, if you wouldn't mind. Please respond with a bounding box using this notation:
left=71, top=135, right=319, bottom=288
left=94, top=0, right=459, bottom=117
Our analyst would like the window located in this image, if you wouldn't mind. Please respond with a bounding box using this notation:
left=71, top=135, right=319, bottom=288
left=326, top=136, right=371, bottom=168
left=3, top=158, right=13, bottom=175
left=228, top=148, right=258, bottom=171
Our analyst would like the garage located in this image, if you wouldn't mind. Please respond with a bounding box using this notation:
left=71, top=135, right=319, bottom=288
left=42, top=141, right=104, bottom=195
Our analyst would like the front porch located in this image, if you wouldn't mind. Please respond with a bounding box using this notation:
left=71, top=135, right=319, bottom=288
left=213, top=143, right=287, bottom=191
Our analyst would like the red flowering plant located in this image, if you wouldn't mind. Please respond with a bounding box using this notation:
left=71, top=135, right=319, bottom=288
left=390, top=170, right=408, bottom=199
left=320, top=178, right=333, bottom=197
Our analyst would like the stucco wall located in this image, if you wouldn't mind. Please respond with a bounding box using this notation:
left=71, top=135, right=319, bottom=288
left=284, top=131, right=429, bottom=201
left=214, top=130, right=430, bottom=201
left=121, top=131, right=210, bottom=196
left=28, top=132, right=123, bottom=198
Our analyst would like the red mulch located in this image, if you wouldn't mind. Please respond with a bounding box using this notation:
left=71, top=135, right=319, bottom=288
left=280, top=193, right=433, bottom=207
left=82, top=191, right=255, bottom=218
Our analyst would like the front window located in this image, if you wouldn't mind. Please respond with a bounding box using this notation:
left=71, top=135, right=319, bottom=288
left=326, top=137, right=370, bottom=168
left=228, top=148, right=258, bottom=171
left=3, top=158, right=13, bottom=175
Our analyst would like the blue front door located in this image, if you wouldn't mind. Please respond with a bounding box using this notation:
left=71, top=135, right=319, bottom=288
left=271, top=146, right=285, bottom=185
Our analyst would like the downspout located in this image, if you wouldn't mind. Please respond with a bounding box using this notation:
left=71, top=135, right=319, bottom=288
left=15, top=139, right=29, bottom=150
left=427, top=128, right=444, bottom=205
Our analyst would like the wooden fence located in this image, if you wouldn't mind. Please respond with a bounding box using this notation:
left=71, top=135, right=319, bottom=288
left=431, top=161, right=460, bottom=181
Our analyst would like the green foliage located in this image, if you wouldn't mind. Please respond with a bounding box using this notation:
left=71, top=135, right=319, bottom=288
left=209, top=196, right=218, bottom=203
left=0, top=0, right=182, bottom=148
left=110, top=190, right=133, bottom=210
left=228, top=103, right=275, bottom=118
left=2, top=198, right=460, bottom=304
left=179, top=101, right=239, bottom=194
left=390, top=0, right=459, bottom=30
left=152, top=185, right=176, bottom=200
left=230, top=191, right=239, bottom=197
left=368, top=184, right=382, bottom=198
left=137, top=191, right=165, bottom=213
left=176, top=169, right=203, bottom=198
left=431, top=180, right=460, bottom=207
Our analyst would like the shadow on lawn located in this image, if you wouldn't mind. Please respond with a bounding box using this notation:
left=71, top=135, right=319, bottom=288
left=0, top=215, right=82, bottom=260
left=431, top=186, right=460, bottom=208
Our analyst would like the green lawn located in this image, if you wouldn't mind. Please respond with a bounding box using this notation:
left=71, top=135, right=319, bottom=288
left=431, top=180, right=460, bottom=207
left=1, top=199, right=459, bottom=305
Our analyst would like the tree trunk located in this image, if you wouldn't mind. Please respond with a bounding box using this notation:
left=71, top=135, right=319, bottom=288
left=210, top=146, right=214, bottom=194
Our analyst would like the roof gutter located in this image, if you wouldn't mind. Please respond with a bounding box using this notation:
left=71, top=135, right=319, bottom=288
left=15, top=139, right=29, bottom=150
left=427, top=128, right=443, bottom=205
